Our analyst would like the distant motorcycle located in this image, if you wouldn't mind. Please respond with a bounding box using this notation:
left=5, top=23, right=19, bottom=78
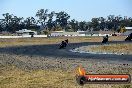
left=125, top=33, right=132, bottom=41
left=102, top=35, right=109, bottom=43
left=59, top=41, right=66, bottom=49
left=65, top=39, right=68, bottom=44
left=59, top=39, right=68, bottom=49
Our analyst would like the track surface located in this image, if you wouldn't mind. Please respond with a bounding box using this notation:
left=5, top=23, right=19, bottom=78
left=0, top=41, right=131, bottom=62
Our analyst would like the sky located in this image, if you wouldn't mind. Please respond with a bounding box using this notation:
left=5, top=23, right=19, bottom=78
left=0, top=0, right=132, bottom=21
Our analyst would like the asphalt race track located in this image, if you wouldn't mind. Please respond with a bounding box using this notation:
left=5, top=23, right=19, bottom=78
left=0, top=41, right=131, bottom=62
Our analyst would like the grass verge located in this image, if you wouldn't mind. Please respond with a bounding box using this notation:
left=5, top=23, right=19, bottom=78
left=0, top=36, right=126, bottom=47
left=81, top=43, right=132, bottom=55
left=0, top=65, right=131, bottom=88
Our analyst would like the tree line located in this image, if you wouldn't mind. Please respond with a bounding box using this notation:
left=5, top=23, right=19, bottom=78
left=0, top=9, right=132, bottom=34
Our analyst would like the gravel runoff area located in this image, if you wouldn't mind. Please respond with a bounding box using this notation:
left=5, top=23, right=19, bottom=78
left=0, top=40, right=132, bottom=88
left=70, top=44, right=132, bottom=55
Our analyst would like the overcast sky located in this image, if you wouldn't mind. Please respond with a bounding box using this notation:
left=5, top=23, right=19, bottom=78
left=0, top=0, right=132, bottom=21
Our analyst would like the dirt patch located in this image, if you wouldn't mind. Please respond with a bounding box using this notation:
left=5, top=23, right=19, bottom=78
left=72, top=43, right=132, bottom=55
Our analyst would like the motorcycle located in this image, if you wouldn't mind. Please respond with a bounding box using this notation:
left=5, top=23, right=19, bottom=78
left=125, top=33, right=132, bottom=41
left=59, top=39, right=69, bottom=49
left=102, top=35, right=109, bottom=43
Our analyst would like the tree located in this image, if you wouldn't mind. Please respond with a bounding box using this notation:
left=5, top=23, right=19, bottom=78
left=36, top=9, right=48, bottom=29
left=56, top=11, right=70, bottom=31
left=98, top=17, right=106, bottom=30
left=24, top=17, right=37, bottom=27
left=68, top=19, right=79, bottom=32
left=0, top=19, right=5, bottom=31
left=1, top=10, right=132, bottom=33
left=91, top=18, right=99, bottom=31
left=117, top=26, right=126, bottom=33
left=2, top=13, right=13, bottom=32
left=78, top=21, right=88, bottom=31
left=2, top=13, right=23, bottom=32
left=11, top=16, right=23, bottom=32
left=46, top=11, right=55, bottom=31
